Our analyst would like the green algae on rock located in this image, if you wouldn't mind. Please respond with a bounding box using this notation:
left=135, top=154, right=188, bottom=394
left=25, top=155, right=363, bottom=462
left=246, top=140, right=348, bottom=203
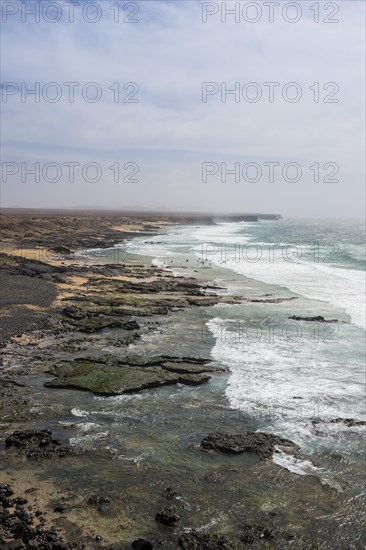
left=44, top=355, right=214, bottom=395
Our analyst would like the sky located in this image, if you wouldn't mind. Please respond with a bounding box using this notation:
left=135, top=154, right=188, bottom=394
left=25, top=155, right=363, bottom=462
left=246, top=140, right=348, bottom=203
left=1, top=0, right=365, bottom=217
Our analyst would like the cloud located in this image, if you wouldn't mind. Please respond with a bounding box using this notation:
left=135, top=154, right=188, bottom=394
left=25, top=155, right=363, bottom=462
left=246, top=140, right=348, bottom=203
left=1, top=0, right=365, bottom=216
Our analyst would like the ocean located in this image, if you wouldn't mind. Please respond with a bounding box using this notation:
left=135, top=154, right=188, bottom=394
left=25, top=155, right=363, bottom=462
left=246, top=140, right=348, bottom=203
left=131, top=218, right=366, bottom=470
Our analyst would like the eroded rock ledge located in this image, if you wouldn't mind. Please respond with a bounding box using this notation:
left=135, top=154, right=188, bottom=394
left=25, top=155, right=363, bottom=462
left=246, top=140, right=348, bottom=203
left=200, top=431, right=300, bottom=460
left=44, top=355, right=218, bottom=395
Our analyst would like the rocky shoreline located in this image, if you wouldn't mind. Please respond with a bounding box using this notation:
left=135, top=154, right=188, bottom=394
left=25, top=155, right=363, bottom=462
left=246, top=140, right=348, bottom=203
left=1, top=212, right=364, bottom=549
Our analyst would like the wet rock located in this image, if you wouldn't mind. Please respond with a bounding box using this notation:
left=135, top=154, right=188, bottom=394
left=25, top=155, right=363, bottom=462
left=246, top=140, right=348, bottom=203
left=288, top=315, right=338, bottom=323
left=45, top=364, right=206, bottom=395
left=330, top=417, right=366, bottom=427
left=62, top=306, right=140, bottom=333
left=53, top=505, right=65, bottom=513
left=250, top=296, right=297, bottom=303
left=241, top=523, right=274, bottom=543
left=200, top=431, right=299, bottom=460
left=45, top=357, right=212, bottom=396
left=179, top=524, right=275, bottom=548
left=131, top=539, right=153, bottom=550
left=119, top=355, right=212, bottom=368
left=0, top=483, right=14, bottom=497
left=155, top=506, right=180, bottom=525
left=13, top=498, right=27, bottom=506
left=161, top=362, right=212, bottom=375
left=166, top=487, right=179, bottom=499
left=57, top=271, right=242, bottom=329
left=0, top=506, right=11, bottom=526
left=121, top=320, right=140, bottom=331
left=62, top=306, right=84, bottom=320
left=87, top=495, right=111, bottom=506
left=86, top=494, right=112, bottom=516
left=313, top=417, right=366, bottom=428
left=14, top=507, right=33, bottom=525
left=5, top=429, right=74, bottom=459
left=107, top=333, right=140, bottom=347
left=1, top=497, right=14, bottom=508
left=11, top=519, right=34, bottom=543
left=178, top=530, right=242, bottom=549
left=177, top=374, right=210, bottom=385
left=5, top=540, right=26, bottom=549
left=50, top=246, right=71, bottom=255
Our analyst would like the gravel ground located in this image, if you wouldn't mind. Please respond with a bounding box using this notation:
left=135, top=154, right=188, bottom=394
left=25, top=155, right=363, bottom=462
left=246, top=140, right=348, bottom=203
left=0, top=273, right=57, bottom=347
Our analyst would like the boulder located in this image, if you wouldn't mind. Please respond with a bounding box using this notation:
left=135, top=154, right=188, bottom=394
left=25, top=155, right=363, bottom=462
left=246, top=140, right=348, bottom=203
left=131, top=539, right=153, bottom=550
left=155, top=506, right=180, bottom=525
left=200, top=431, right=299, bottom=460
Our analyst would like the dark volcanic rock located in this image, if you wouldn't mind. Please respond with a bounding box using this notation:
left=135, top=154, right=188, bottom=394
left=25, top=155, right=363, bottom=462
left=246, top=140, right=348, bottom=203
left=0, top=482, right=71, bottom=549
left=87, top=495, right=111, bottom=506
left=178, top=530, right=242, bottom=549
left=0, top=484, right=14, bottom=497
left=161, top=362, right=212, bottom=374
left=132, top=539, right=153, bottom=550
left=5, top=430, right=74, bottom=459
left=1, top=497, right=14, bottom=508
left=2, top=256, right=68, bottom=282
left=50, top=245, right=71, bottom=255
left=166, top=487, right=179, bottom=499
left=312, top=417, right=366, bottom=428
left=241, top=523, right=274, bottom=543
left=13, top=498, right=27, bottom=506
left=4, top=540, right=27, bottom=549
left=45, top=355, right=213, bottom=395
left=289, top=315, right=338, bottom=323
left=250, top=296, right=297, bottom=303
left=200, top=431, right=299, bottom=460
left=62, top=306, right=140, bottom=333
left=179, top=524, right=275, bottom=548
left=86, top=495, right=111, bottom=516
left=155, top=506, right=180, bottom=525
left=330, top=417, right=366, bottom=427
left=62, top=306, right=84, bottom=319
left=53, top=504, right=65, bottom=513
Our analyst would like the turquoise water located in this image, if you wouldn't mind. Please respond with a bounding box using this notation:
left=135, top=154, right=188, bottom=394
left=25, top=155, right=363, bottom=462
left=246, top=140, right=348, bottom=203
left=125, top=219, right=366, bottom=466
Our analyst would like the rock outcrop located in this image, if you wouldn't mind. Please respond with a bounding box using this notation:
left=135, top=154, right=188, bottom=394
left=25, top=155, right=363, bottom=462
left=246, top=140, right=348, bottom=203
left=45, top=355, right=214, bottom=396
left=200, top=431, right=299, bottom=460
left=288, top=315, right=338, bottom=323
left=5, top=430, right=74, bottom=459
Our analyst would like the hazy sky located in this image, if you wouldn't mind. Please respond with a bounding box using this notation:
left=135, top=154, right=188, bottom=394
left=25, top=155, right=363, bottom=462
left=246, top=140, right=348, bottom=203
left=1, top=0, right=365, bottom=217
